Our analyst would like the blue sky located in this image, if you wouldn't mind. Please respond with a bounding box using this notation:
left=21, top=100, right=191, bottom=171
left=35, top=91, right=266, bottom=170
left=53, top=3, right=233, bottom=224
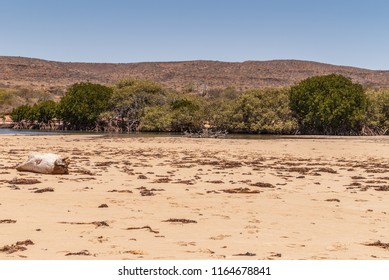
left=0, top=0, right=388, bottom=69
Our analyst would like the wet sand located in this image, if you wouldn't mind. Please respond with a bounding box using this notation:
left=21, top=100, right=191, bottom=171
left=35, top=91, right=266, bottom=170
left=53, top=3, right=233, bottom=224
left=0, top=134, right=388, bottom=259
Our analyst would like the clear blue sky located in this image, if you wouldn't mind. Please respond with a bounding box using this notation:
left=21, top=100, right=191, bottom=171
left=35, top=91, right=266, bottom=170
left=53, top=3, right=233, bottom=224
left=1, top=0, right=388, bottom=69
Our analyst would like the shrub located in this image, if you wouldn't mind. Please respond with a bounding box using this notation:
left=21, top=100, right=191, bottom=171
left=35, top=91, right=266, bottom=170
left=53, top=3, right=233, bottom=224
left=170, top=96, right=204, bottom=132
left=230, top=88, right=297, bottom=134
left=57, top=83, right=112, bottom=130
left=289, top=74, right=366, bottom=134
left=140, top=105, right=173, bottom=132
left=10, top=105, right=31, bottom=122
left=204, top=99, right=235, bottom=131
left=29, top=100, right=57, bottom=123
left=365, top=88, right=389, bottom=134
left=109, top=79, right=167, bottom=131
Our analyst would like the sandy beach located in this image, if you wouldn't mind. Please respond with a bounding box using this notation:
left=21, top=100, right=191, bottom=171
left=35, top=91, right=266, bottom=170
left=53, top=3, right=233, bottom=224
left=0, top=134, right=388, bottom=260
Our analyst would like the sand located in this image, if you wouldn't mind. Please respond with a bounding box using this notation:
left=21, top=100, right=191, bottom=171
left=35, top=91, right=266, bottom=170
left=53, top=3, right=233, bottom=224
left=0, top=134, right=388, bottom=260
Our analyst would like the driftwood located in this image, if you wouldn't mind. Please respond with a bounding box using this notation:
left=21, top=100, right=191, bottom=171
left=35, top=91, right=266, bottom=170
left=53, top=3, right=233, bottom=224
left=16, top=153, right=69, bottom=174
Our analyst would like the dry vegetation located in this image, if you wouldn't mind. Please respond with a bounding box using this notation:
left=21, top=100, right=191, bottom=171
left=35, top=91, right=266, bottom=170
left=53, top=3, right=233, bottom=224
left=2, top=56, right=389, bottom=92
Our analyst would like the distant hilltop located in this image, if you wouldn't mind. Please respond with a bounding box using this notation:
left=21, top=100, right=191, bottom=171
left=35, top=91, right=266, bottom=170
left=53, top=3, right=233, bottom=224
left=1, top=56, right=389, bottom=92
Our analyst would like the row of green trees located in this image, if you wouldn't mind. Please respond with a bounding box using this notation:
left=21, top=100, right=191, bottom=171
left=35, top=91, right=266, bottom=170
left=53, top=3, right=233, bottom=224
left=9, top=74, right=389, bottom=135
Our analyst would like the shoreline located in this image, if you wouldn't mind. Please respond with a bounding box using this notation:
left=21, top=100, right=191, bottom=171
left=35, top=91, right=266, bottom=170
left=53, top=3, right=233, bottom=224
left=0, top=124, right=14, bottom=129
left=1, top=127, right=389, bottom=141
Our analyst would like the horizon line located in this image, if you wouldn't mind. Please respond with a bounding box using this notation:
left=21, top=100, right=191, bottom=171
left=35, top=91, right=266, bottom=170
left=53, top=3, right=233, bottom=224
left=1, top=55, right=385, bottom=71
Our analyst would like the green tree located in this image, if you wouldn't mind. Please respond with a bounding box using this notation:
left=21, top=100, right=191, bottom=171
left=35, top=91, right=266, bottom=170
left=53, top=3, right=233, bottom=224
left=170, top=96, right=205, bottom=132
left=230, top=88, right=297, bottom=134
left=109, top=79, right=167, bottom=131
left=30, top=100, right=57, bottom=123
left=57, top=83, right=112, bottom=130
left=10, top=105, right=31, bottom=122
left=204, top=99, right=235, bottom=131
left=140, top=105, right=173, bottom=132
left=365, top=88, right=389, bottom=134
left=289, top=74, right=366, bottom=134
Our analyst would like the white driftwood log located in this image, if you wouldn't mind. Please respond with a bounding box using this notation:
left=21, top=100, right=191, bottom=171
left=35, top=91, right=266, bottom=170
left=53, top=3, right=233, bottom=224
left=16, top=153, right=69, bottom=174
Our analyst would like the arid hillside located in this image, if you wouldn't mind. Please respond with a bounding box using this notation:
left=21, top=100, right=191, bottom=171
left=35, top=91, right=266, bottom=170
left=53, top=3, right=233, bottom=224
left=1, top=56, right=389, bottom=92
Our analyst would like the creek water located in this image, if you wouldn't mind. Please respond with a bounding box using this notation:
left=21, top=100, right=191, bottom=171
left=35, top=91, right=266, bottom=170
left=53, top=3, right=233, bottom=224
left=1, top=128, right=387, bottom=142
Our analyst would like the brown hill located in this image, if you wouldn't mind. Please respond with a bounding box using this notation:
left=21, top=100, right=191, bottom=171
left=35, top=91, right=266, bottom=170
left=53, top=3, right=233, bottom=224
left=1, top=56, right=389, bottom=92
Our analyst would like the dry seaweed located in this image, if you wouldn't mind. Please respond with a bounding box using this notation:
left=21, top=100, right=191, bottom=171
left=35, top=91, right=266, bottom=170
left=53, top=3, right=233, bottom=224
left=221, top=188, right=261, bottom=194
left=125, top=226, right=159, bottom=234
left=250, top=182, right=275, bottom=188
left=173, top=179, right=196, bottom=185
left=73, top=168, right=95, bottom=176
left=206, top=190, right=220, bottom=194
left=375, top=186, right=389, bottom=191
left=152, top=177, right=172, bottom=183
left=364, top=241, right=389, bottom=250
left=59, top=221, right=109, bottom=228
left=162, top=218, right=197, bottom=224
left=0, top=240, right=34, bottom=254
left=206, top=180, right=224, bottom=184
left=137, top=187, right=164, bottom=196
left=65, top=250, right=90, bottom=256
left=95, top=161, right=118, bottom=167
left=233, top=252, right=256, bottom=256
left=108, top=189, right=133, bottom=193
left=351, top=176, right=366, bottom=180
left=325, top=199, right=340, bottom=202
left=124, top=250, right=146, bottom=255
left=0, top=219, right=17, bottom=224
left=34, top=187, right=54, bottom=193
left=8, top=178, right=41, bottom=185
